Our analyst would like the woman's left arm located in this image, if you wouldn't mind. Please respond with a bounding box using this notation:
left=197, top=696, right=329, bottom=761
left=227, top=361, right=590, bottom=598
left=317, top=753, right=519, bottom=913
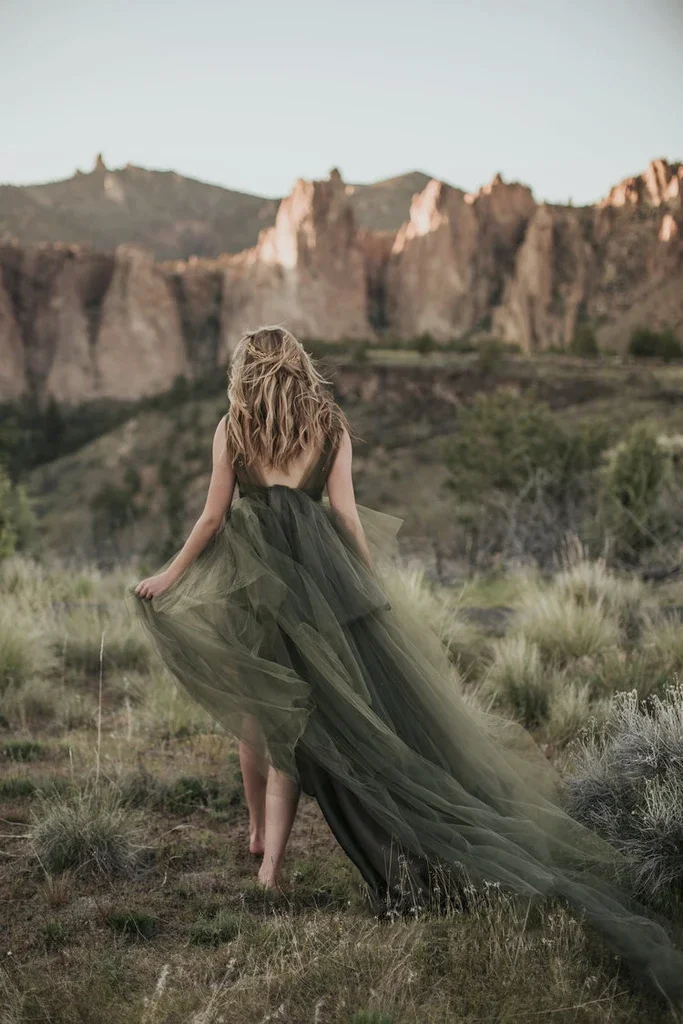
left=134, top=416, right=236, bottom=600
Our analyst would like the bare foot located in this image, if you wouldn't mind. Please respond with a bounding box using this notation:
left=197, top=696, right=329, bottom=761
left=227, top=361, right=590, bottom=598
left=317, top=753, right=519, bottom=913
left=257, top=863, right=283, bottom=890
left=249, top=830, right=265, bottom=857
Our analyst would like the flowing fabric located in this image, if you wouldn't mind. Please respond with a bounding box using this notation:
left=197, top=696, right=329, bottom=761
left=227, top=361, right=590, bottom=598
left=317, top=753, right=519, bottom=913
left=126, top=434, right=683, bottom=1010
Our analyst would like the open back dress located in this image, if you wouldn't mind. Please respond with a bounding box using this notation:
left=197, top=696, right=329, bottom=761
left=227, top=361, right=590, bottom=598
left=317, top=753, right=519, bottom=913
left=127, top=426, right=683, bottom=1010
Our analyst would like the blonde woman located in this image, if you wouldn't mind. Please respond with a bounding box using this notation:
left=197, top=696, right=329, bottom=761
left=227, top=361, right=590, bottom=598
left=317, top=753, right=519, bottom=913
left=128, top=326, right=683, bottom=1010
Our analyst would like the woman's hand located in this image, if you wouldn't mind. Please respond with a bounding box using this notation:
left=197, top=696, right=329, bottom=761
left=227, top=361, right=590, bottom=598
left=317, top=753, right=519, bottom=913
left=134, top=570, right=177, bottom=601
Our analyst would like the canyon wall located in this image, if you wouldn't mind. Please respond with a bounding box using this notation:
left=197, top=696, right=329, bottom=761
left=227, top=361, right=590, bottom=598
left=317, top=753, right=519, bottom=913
left=1, top=160, right=681, bottom=407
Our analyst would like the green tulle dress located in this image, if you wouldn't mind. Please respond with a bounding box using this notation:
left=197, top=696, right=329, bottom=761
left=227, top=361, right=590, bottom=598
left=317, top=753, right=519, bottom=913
left=126, top=431, right=683, bottom=1010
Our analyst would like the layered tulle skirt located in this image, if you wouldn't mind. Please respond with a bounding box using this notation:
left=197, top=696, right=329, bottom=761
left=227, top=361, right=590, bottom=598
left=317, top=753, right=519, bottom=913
left=126, top=486, right=683, bottom=1008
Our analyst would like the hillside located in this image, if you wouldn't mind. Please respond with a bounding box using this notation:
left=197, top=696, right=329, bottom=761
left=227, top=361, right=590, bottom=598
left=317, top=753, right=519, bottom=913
left=0, top=156, right=279, bottom=260
left=0, top=157, right=430, bottom=260
left=345, top=170, right=433, bottom=231
left=24, top=353, right=683, bottom=568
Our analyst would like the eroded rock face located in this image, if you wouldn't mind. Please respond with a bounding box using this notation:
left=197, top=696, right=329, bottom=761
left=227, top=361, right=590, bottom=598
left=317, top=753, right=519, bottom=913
left=492, top=205, right=596, bottom=351
left=95, top=246, right=188, bottom=400
left=385, top=175, right=536, bottom=340
left=219, top=169, right=372, bottom=357
left=0, top=262, right=26, bottom=401
left=0, top=243, right=188, bottom=405
left=494, top=160, right=683, bottom=351
left=0, top=171, right=374, bottom=405
left=599, top=158, right=682, bottom=210
left=2, top=160, right=682, bottom=407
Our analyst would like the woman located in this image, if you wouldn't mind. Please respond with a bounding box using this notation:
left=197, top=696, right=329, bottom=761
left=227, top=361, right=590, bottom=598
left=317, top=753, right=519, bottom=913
left=127, top=326, right=683, bottom=1010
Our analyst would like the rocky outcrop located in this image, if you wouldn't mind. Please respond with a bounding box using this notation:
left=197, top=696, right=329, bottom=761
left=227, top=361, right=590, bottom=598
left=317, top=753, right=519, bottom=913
left=494, top=161, right=683, bottom=351
left=0, top=242, right=189, bottom=405
left=492, top=205, right=595, bottom=351
left=599, top=158, right=682, bottom=210
left=0, top=262, right=26, bottom=400
left=218, top=169, right=372, bottom=356
left=2, top=160, right=682, bottom=407
left=0, top=170, right=373, bottom=405
left=357, top=228, right=395, bottom=330
left=385, top=175, right=536, bottom=340
left=94, top=246, right=188, bottom=400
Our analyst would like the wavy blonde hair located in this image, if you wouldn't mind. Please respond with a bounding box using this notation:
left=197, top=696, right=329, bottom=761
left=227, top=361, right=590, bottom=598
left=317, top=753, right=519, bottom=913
left=225, top=326, right=350, bottom=469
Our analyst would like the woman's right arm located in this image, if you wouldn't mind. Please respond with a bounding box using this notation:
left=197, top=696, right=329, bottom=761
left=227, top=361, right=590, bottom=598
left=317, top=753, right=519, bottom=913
left=326, top=427, right=373, bottom=569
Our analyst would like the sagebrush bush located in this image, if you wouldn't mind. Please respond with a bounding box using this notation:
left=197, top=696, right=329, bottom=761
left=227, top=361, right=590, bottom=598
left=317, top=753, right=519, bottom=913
left=29, top=784, right=147, bottom=877
left=566, top=684, right=683, bottom=906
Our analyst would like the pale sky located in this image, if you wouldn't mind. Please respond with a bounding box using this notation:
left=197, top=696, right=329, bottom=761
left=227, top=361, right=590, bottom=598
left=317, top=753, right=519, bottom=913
left=2, top=0, right=682, bottom=205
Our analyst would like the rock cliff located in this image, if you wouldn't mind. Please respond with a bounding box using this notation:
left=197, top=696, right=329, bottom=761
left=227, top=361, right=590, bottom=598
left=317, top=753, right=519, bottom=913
left=1, top=159, right=682, bottom=406
left=494, top=160, right=683, bottom=351
left=219, top=169, right=371, bottom=357
left=0, top=170, right=372, bottom=404
left=385, top=175, right=536, bottom=339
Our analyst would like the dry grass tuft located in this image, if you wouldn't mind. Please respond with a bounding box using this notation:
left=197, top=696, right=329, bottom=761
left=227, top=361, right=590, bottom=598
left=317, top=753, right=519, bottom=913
left=29, top=782, right=148, bottom=878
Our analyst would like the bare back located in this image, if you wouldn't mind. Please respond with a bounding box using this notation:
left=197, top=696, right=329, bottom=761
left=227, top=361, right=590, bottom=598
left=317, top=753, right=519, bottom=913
left=250, top=446, right=326, bottom=490
left=233, top=431, right=342, bottom=502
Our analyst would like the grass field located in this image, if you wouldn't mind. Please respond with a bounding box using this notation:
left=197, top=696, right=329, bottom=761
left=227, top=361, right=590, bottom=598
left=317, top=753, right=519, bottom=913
left=1, top=551, right=682, bottom=1022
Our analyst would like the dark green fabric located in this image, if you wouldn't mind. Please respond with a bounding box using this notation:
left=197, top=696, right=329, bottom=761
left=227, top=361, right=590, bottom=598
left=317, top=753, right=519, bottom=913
left=126, top=440, right=683, bottom=1008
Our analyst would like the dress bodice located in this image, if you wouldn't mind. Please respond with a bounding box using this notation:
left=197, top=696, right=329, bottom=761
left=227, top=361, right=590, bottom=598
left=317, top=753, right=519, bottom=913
left=233, top=432, right=341, bottom=502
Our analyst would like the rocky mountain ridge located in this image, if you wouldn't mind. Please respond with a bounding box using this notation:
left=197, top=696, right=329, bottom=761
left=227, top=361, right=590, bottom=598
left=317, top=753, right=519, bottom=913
left=0, top=155, right=428, bottom=260
left=0, top=158, right=681, bottom=407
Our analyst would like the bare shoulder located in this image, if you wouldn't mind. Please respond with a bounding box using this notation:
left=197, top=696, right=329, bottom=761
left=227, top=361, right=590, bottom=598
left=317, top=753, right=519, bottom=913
left=330, top=425, right=353, bottom=474
left=212, top=413, right=229, bottom=462
left=336, top=424, right=351, bottom=451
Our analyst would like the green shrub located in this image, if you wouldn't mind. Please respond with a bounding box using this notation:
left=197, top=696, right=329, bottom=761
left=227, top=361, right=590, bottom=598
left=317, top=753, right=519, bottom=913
left=413, top=332, right=437, bottom=356
left=90, top=481, right=138, bottom=535
left=476, top=338, right=508, bottom=373
left=442, top=394, right=610, bottom=568
left=351, top=340, right=371, bottom=363
left=628, top=326, right=683, bottom=361
left=0, top=776, right=38, bottom=798
left=106, top=910, right=159, bottom=941
left=444, top=390, right=607, bottom=505
left=598, top=423, right=671, bottom=562
left=570, top=324, right=599, bottom=358
left=0, top=465, right=36, bottom=560
left=42, top=920, right=67, bottom=949
left=3, top=739, right=46, bottom=762
left=189, top=909, right=243, bottom=946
